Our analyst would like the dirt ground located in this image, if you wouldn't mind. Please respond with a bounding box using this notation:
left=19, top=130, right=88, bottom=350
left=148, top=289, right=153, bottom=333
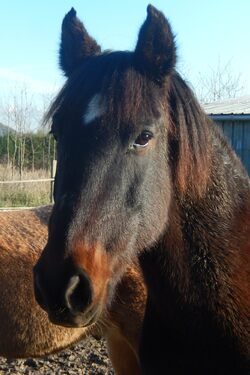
left=0, top=337, right=114, bottom=375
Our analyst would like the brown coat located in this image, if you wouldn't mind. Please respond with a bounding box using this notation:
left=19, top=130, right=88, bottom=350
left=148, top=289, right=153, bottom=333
left=0, top=206, right=145, bottom=374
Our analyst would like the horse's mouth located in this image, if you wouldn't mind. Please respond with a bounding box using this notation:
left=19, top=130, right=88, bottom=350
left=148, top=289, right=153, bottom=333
left=48, top=306, right=101, bottom=328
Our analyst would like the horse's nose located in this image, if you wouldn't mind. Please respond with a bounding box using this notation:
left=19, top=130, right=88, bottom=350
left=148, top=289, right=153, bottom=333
left=64, top=268, right=93, bottom=313
left=33, top=265, right=93, bottom=317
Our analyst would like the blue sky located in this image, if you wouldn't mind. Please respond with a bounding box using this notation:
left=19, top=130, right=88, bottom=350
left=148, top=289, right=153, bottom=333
left=0, top=0, right=249, bottom=114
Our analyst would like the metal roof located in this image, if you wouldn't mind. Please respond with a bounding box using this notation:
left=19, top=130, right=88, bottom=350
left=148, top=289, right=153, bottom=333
left=203, top=96, right=250, bottom=115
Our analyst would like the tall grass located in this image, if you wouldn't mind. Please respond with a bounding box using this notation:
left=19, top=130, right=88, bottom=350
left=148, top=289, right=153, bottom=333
left=0, top=165, right=52, bottom=208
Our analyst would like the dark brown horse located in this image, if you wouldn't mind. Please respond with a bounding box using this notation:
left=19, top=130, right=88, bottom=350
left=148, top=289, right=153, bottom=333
left=34, top=5, right=250, bottom=374
left=0, top=207, right=145, bottom=374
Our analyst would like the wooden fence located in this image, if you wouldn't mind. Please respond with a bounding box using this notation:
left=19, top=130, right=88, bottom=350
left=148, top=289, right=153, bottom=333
left=0, top=160, right=56, bottom=209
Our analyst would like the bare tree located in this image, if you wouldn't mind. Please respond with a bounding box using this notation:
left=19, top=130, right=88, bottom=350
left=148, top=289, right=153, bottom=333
left=0, top=85, right=35, bottom=178
left=196, top=58, right=244, bottom=104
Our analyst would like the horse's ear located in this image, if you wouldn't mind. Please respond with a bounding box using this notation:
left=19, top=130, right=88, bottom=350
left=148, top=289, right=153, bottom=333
left=60, top=8, right=101, bottom=76
left=134, top=5, right=176, bottom=82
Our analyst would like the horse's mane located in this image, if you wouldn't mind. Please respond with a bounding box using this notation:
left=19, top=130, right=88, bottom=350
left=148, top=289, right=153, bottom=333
left=168, top=73, right=212, bottom=196
left=45, top=52, right=212, bottom=197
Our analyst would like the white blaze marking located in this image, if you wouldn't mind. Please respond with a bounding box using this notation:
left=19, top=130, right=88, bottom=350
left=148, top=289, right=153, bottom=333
left=83, top=94, right=106, bottom=125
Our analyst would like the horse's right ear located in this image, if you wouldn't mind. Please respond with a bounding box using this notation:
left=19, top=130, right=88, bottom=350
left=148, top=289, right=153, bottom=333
left=59, top=8, right=101, bottom=77
left=134, top=5, right=176, bottom=83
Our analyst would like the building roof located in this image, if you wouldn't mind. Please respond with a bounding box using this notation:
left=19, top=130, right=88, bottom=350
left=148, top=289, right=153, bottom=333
left=203, top=96, right=250, bottom=115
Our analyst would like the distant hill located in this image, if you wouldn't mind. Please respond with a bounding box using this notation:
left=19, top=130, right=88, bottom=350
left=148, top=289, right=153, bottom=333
left=0, top=123, right=15, bottom=137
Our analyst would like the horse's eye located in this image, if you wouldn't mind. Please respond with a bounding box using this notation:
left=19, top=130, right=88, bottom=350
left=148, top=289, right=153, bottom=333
left=133, top=131, right=153, bottom=148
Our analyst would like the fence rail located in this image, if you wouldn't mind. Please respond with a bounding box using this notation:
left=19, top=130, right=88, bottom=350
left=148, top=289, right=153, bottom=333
left=0, top=160, right=57, bottom=209
left=0, top=206, right=39, bottom=211
left=0, top=178, right=54, bottom=184
left=0, top=178, right=55, bottom=209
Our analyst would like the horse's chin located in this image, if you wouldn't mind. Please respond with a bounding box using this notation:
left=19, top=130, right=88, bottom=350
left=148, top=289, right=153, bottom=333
left=48, top=307, right=102, bottom=329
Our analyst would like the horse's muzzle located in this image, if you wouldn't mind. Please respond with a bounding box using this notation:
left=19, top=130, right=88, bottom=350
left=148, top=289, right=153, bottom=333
left=33, top=264, right=95, bottom=327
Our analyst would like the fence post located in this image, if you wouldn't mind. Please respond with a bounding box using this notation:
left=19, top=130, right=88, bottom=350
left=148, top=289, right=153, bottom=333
left=50, top=159, right=57, bottom=203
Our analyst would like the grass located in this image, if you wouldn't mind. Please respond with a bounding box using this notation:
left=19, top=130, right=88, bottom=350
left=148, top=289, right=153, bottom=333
left=0, top=165, right=52, bottom=208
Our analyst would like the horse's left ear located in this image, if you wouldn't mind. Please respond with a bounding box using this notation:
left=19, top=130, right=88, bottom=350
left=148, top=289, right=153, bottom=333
left=134, top=5, right=176, bottom=82
left=60, top=8, right=101, bottom=77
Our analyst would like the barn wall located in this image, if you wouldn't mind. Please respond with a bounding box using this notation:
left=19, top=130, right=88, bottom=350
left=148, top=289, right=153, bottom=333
left=213, top=119, right=250, bottom=175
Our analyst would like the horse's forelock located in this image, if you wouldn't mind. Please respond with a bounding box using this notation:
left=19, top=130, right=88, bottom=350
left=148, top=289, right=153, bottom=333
left=102, top=66, right=164, bottom=126
left=45, top=52, right=163, bottom=128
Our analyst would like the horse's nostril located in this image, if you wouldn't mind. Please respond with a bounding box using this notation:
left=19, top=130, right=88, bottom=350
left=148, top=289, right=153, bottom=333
left=64, top=269, right=93, bottom=313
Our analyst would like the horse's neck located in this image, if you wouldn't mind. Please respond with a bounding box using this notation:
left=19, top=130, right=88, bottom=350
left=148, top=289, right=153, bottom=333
left=142, top=131, right=250, bottom=306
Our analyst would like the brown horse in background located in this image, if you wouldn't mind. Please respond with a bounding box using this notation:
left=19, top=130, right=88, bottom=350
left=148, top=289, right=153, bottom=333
left=0, top=207, right=145, bottom=374
left=34, top=5, right=250, bottom=374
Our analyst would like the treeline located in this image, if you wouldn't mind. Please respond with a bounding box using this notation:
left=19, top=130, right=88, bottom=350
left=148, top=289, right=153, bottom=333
left=0, top=131, right=56, bottom=177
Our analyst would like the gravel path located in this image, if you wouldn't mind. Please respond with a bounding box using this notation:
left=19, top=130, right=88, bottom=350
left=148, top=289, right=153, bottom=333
left=0, top=337, right=114, bottom=375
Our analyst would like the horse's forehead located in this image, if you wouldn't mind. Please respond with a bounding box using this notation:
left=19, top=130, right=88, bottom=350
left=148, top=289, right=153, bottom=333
left=81, top=82, right=161, bottom=129
left=83, top=94, right=106, bottom=125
